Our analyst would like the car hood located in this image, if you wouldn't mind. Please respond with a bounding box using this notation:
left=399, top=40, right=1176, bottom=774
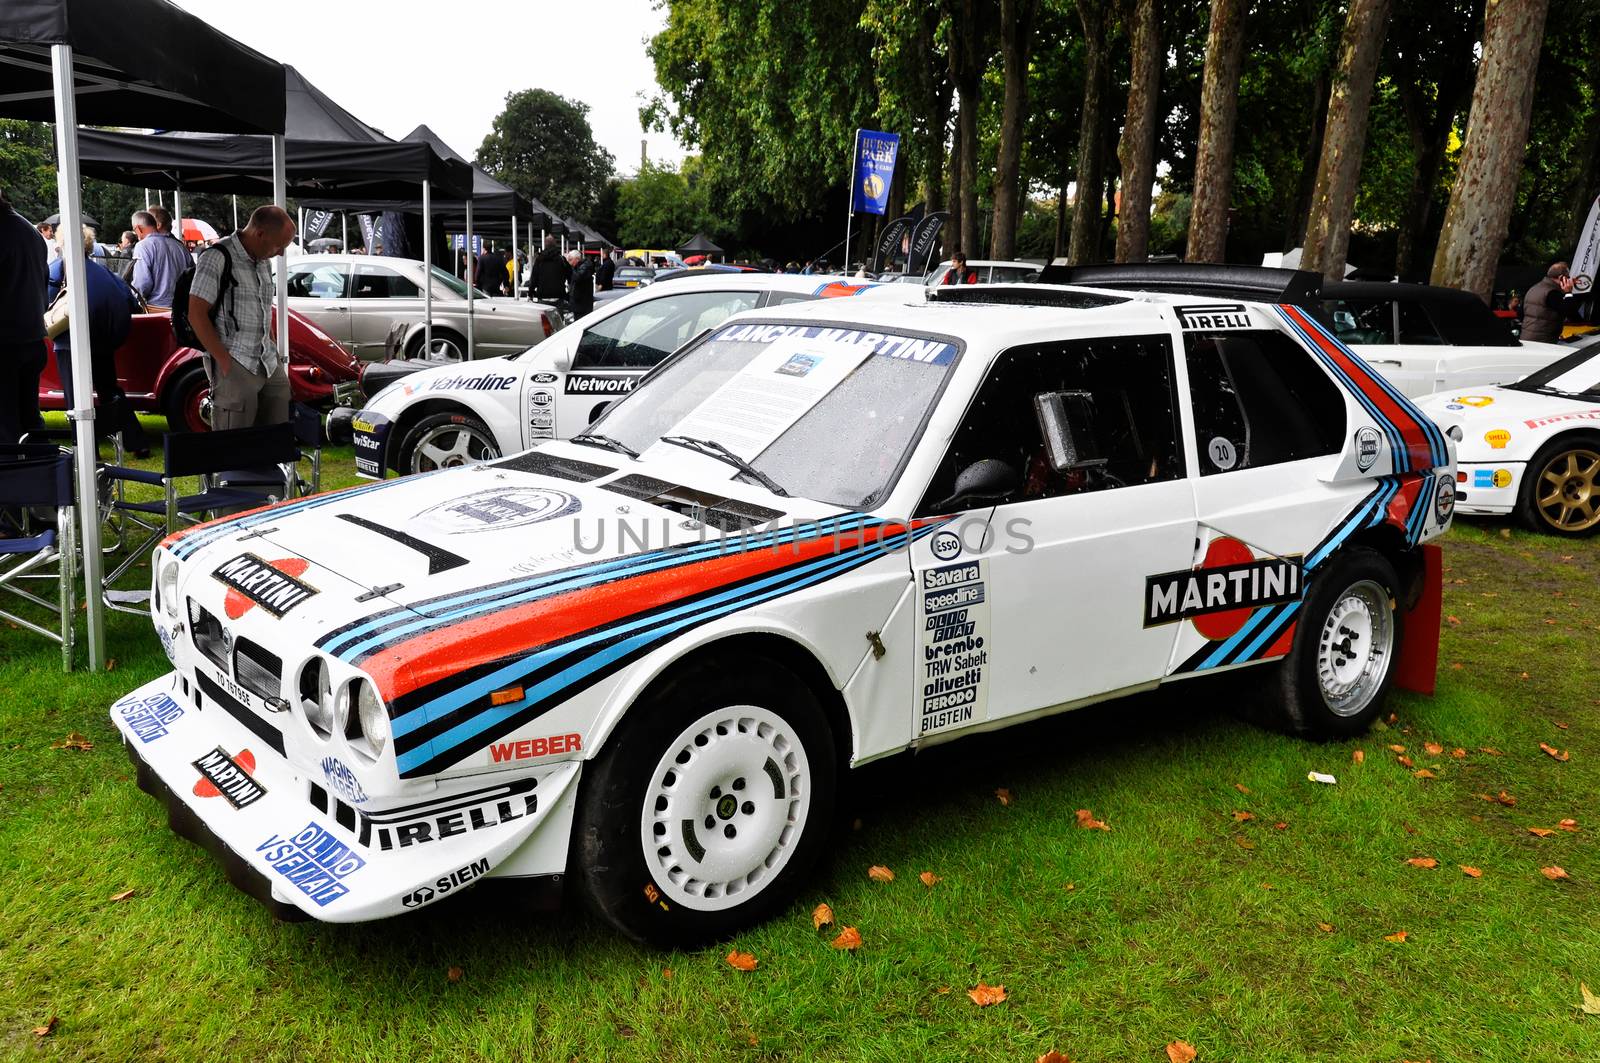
left=1414, top=385, right=1600, bottom=452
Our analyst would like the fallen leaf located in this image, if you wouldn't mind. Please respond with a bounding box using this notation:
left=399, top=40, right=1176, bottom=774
left=1352, top=749, right=1365, bottom=763
left=867, top=865, right=895, bottom=883
left=1413, top=768, right=1437, bottom=779
left=1036, top=1052, right=1073, bottom=1063
left=1405, top=857, right=1439, bottom=869
left=50, top=731, right=93, bottom=751
left=726, top=950, right=758, bottom=972
left=1424, top=742, right=1444, bottom=755
left=662, top=968, right=673, bottom=979
left=1317, top=922, right=1335, bottom=932
left=935, top=985, right=951, bottom=994
left=1541, top=866, right=1570, bottom=881
left=1259, top=882, right=1274, bottom=890
left=108, top=888, right=135, bottom=902
left=1166, top=1040, right=1198, bottom=1063
left=1388, top=744, right=1407, bottom=754
left=995, top=788, right=1013, bottom=806
left=1529, top=827, right=1557, bottom=838
left=919, top=871, right=941, bottom=888
left=1387, top=712, right=1398, bottom=724
left=32, top=1017, right=57, bottom=1038
left=1451, top=662, right=1464, bottom=670
left=1451, top=748, right=1467, bottom=758
left=1234, top=783, right=1250, bottom=794
left=1234, top=836, right=1256, bottom=850
left=1495, top=790, right=1517, bottom=806
left=1480, top=747, right=1503, bottom=756
left=1540, top=743, right=1571, bottom=762
left=1274, top=821, right=1288, bottom=830
left=830, top=926, right=863, bottom=951
left=812, top=903, right=834, bottom=930
left=1446, top=614, right=1461, bottom=626
left=106, top=658, right=117, bottom=672
left=1075, top=809, right=1110, bottom=831
left=446, top=965, right=464, bottom=983
left=1063, top=882, right=1076, bottom=892
left=1556, top=721, right=1570, bottom=730
left=1579, top=983, right=1600, bottom=1016
left=1384, top=930, right=1409, bottom=942
left=1231, top=810, right=1254, bottom=822
left=1558, top=819, right=1579, bottom=832
left=1397, top=755, right=1414, bottom=768
left=1520, top=671, right=1531, bottom=680
left=967, top=981, right=1007, bottom=1006
left=1461, top=865, right=1483, bottom=878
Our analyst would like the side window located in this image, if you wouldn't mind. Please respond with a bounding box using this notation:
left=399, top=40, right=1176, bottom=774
left=1397, top=300, right=1445, bottom=345
left=919, top=335, right=1185, bottom=512
left=352, top=266, right=421, bottom=299
left=764, top=291, right=817, bottom=308
left=573, top=291, right=760, bottom=369
left=287, top=264, right=347, bottom=299
left=1184, top=330, right=1347, bottom=475
left=1325, top=299, right=1394, bottom=344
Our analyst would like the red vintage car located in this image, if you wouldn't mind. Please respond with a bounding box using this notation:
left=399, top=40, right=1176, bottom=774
left=40, top=307, right=359, bottom=433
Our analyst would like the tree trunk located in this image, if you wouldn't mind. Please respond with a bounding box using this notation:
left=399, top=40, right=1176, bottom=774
left=947, top=113, right=964, bottom=252
left=1054, top=178, right=1069, bottom=260
left=1430, top=0, right=1551, bottom=298
left=991, top=0, right=1040, bottom=259
left=1299, top=0, right=1395, bottom=280
left=1068, top=0, right=1112, bottom=264
left=946, top=0, right=984, bottom=257
left=920, top=6, right=952, bottom=215
left=1186, top=0, right=1250, bottom=263
left=1286, top=69, right=1330, bottom=251
left=1115, top=0, right=1163, bottom=262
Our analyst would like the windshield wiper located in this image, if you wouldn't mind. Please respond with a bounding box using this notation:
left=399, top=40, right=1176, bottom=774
left=570, top=433, right=639, bottom=458
left=660, top=435, right=790, bottom=497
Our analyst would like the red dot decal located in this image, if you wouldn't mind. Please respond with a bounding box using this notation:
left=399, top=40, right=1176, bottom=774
left=1191, top=537, right=1256, bottom=641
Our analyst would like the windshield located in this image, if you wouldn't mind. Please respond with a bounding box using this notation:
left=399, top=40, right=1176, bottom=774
left=589, top=322, right=960, bottom=508
left=1506, top=339, right=1600, bottom=398
left=429, top=265, right=489, bottom=301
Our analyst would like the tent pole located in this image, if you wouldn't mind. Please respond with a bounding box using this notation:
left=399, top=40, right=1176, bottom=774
left=512, top=214, right=520, bottom=300
left=341, top=212, right=348, bottom=252
left=51, top=44, right=104, bottom=671
left=173, top=186, right=182, bottom=242
left=271, top=135, right=288, bottom=407
left=143, top=187, right=150, bottom=208
left=465, top=198, right=475, bottom=360
left=297, top=207, right=304, bottom=252
left=231, top=194, right=238, bottom=232
left=422, top=179, right=433, bottom=359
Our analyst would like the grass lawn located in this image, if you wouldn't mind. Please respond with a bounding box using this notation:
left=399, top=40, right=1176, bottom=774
left=2, top=420, right=1597, bottom=1061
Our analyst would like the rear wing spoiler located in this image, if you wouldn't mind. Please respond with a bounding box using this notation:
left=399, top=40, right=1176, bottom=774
left=1037, top=261, right=1323, bottom=305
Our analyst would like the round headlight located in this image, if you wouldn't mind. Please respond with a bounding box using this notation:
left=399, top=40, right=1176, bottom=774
left=300, top=658, right=335, bottom=738
left=356, top=679, right=389, bottom=756
left=158, top=553, right=181, bottom=618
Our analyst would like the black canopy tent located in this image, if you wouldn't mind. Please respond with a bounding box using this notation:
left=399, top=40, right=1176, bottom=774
left=0, top=0, right=287, bottom=670
left=677, top=232, right=724, bottom=260
left=563, top=216, right=615, bottom=250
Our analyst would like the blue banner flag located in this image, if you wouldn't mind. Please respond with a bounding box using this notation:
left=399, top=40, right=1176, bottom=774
left=851, top=130, right=900, bottom=215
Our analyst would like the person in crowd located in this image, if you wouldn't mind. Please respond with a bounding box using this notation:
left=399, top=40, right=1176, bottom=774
left=477, top=246, right=505, bottom=296
left=506, top=248, right=521, bottom=294
left=187, top=205, right=297, bottom=430
left=596, top=249, right=617, bottom=291
left=1519, top=261, right=1577, bottom=343
left=36, top=218, right=60, bottom=268
left=567, top=250, right=595, bottom=318
left=49, top=225, right=150, bottom=456
left=533, top=236, right=571, bottom=305
left=130, top=208, right=190, bottom=308
left=1, top=188, right=48, bottom=450
left=117, top=230, right=138, bottom=255
left=942, top=250, right=977, bottom=285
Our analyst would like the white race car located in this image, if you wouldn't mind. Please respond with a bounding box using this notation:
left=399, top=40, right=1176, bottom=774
left=112, top=283, right=1453, bottom=945
left=347, top=273, right=889, bottom=476
left=1415, top=338, right=1600, bottom=536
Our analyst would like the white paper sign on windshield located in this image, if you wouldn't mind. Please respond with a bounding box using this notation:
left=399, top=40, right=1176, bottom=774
left=664, top=337, right=874, bottom=458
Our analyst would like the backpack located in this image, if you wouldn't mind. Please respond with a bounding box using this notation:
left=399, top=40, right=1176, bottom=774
left=171, top=243, right=235, bottom=348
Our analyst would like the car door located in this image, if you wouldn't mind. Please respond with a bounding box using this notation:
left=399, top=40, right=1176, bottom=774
left=349, top=262, right=425, bottom=361
left=285, top=261, right=352, bottom=349
left=907, top=332, right=1198, bottom=741
left=554, top=288, right=763, bottom=438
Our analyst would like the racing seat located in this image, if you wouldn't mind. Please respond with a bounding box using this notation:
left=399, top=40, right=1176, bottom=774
left=99, top=423, right=298, bottom=613
left=0, top=445, right=78, bottom=671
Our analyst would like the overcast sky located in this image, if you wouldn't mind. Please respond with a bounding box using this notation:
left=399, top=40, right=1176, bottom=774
left=169, top=0, right=686, bottom=173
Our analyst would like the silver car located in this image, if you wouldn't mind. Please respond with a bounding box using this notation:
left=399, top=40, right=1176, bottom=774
left=282, top=254, right=561, bottom=362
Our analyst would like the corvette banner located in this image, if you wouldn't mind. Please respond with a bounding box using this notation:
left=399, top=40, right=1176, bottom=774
left=1573, top=194, right=1599, bottom=294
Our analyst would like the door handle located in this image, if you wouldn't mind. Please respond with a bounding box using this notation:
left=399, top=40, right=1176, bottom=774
left=1371, top=358, right=1403, bottom=366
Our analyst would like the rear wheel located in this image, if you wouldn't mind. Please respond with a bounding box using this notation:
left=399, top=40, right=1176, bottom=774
left=396, top=412, right=500, bottom=474
left=161, top=366, right=210, bottom=433
left=1517, top=433, right=1600, bottom=537
left=574, top=659, right=837, bottom=947
left=404, top=328, right=467, bottom=362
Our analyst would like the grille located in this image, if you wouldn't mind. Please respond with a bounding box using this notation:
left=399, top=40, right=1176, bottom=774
left=601, top=474, right=677, bottom=500
left=234, top=638, right=283, bottom=702
left=490, top=451, right=614, bottom=481
left=699, top=500, right=786, bottom=532
left=187, top=599, right=229, bottom=671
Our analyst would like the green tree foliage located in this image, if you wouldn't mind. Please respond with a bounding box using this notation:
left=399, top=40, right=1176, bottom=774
left=477, top=89, right=616, bottom=222
left=615, top=159, right=732, bottom=249
left=0, top=120, right=57, bottom=220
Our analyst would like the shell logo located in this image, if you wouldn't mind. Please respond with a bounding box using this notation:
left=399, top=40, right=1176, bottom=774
left=1454, top=395, right=1495, bottom=407
left=1484, top=429, right=1511, bottom=450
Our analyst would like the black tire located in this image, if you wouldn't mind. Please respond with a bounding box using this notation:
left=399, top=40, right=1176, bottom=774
left=395, top=411, right=501, bottom=474
left=404, top=328, right=467, bottom=362
left=574, top=658, right=838, bottom=948
left=162, top=365, right=210, bottom=433
left=1515, top=432, right=1600, bottom=538
left=1261, top=547, right=1403, bottom=738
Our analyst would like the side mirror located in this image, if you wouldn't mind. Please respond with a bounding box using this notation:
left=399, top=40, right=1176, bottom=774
left=1034, top=390, right=1107, bottom=472
left=936, top=459, right=1020, bottom=510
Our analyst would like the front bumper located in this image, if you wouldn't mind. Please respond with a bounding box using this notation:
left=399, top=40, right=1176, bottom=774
left=111, top=673, right=581, bottom=922
left=1453, top=461, right=1524, bottom=515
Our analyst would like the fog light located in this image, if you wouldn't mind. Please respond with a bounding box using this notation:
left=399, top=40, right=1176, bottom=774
left=300, top=658, right=335, bottom=738
left=356, top=678, right=389, bottom=756
left=158, top=553, right=181, bottom=618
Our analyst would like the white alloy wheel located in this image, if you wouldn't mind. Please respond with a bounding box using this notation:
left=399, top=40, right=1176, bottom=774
left=408, top=422, right=498, bottom=472
left=639, top=704, right=812, bottom=911
left=1315, top=578, right=1394, bottom=717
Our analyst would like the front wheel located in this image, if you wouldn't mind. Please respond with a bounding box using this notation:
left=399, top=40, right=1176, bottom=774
left=1264, top=547, right=1402, bottom=738
left=574, top=659, right=837, bottom=948
left=1517, top=433, right=1600, bottom=537
left=161, top=365, right=211, bottom=433
left=404, top=328, right=466, bottom=362
left=396, top=412, right=500, bottom=474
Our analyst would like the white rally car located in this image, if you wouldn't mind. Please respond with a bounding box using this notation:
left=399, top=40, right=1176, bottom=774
left=347, top=273, right=887, bottom=477
left=1415, top=338, right=1600, bottom=536
left=111, top=284, right=1454, bottom=945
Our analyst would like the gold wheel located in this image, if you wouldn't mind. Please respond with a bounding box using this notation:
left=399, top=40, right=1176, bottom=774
left=1534, top=446, right=1600, bottom=533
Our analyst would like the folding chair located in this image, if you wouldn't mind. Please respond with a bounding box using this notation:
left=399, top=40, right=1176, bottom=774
left=0, top=445, right=77, bottom=671
left=213, top=404, right=327, bottom=498
left=99, top=423, right=298, bottom=612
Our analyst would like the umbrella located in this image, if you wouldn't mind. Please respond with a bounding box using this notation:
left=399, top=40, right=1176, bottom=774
left=308, top=237, right=343, bottom=252
left=180, top=217, right=219, bottom=243
left=43, top=211, right=100, bottom=229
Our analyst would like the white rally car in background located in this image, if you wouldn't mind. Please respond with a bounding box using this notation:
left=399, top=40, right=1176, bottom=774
left=344, top=273, right=888, bottom=476
left=111, top=282, right=1453, bottom=945
left=1416, top=338, right=1600, bottom=537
